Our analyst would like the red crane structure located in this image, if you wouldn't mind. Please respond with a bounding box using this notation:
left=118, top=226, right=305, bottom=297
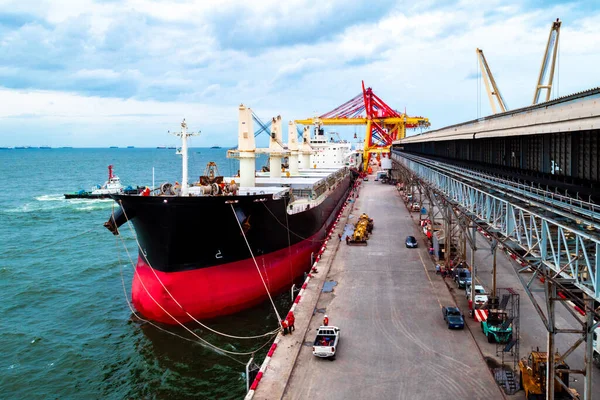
left=296, top=81, right=430, bottom=169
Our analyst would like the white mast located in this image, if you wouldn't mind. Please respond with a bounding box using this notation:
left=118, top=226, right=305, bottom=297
left=288, top=121, right=299, bottom=175
left=269, top=115, right=285, bottom=178
left=300, top=126, right=313, bottom=168
left=237, top=105, right=256, bottom=187
left=170, top=119, right=199, bottom=196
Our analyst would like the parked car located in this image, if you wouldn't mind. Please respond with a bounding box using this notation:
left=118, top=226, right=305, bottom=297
left=312, top=326, right=340, bottom=359
left=465, top=284, right=486, bottom=299
left=442, top=306, right=465, bottom=329
left=455, top=268, right=471, bottom=289
left=405, top=236, right=418, bottom=248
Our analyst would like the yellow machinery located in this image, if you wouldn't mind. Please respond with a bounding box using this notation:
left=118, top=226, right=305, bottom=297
left=519, top=350, right=576, bottom=399
left=347, top=213, right=374, bottom=245
left=476, top=48, right=507, bottom=114
left=533, top=19, right=561, bottom=104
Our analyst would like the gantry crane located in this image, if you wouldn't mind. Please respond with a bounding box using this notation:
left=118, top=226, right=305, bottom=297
left=295, top=81, right=430, bottom=170
left=476, top=48, right=507, bottom=114
left=533, top=18, right=561, bottom=104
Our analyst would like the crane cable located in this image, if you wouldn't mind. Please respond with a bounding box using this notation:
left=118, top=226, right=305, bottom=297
left=115, top=202, right=281, bottom=340
left=112, top=216, right=278, bottom=356
left=230, top=204, right=283, bottom=324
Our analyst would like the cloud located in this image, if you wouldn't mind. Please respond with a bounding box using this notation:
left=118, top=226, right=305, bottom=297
left=275, top=58, right=324, bottom=81
left=0, top=0, right=598, bottom=147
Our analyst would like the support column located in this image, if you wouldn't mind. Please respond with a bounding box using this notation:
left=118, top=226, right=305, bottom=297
left=546, top=277, right=556, bottom=400
left=444, top=209, right=452, bottom=269
left=584, top=296, right=594, bottom=400
left=492, top=239, right=497, bottom=298
left=470, top=223, right=477, bottom=309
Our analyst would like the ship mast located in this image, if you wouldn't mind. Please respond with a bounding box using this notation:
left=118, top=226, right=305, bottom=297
left=171, top=119, right=199, bottom=196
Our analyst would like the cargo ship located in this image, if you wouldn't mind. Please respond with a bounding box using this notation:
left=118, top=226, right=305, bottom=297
left=104, top=106, right=361, bottom=324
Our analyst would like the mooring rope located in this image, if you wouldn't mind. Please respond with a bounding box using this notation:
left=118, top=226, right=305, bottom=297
left=29, top=228, right=96, bottom=252
left=112, top=215, right=278, bottom=356
left=115, top=201, right=281, bottom=340
left=229, top=204, right=283, bottom=324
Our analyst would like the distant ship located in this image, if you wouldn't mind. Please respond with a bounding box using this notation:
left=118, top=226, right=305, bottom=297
left=15, top=146, right=30, bottom=149
left=65, top=165, right=143, bottom=199
left=157, top=146, right=167, bottom=149
left=0, top=147, right=12, bottom=150
left=40, top=146, right=52, bottom=149
left=104, top=110, right=362, bottom=324
left=110, top=146, right=118, bottom=149
left=210, top=145, right=222, bottom=149
left=60, top=146, right=73, bottom=149
left=127, top=146, right=135, bottom=148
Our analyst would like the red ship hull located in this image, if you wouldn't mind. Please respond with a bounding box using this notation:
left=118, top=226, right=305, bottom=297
left=131, top=228, right=326, bottom=324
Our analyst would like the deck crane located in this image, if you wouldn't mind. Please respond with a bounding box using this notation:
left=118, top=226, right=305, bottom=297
left=476, top=48, right=507, bottom=114
left=295, top=81, right=430, bottom=170
left=533, top=18, right=561, bottom=104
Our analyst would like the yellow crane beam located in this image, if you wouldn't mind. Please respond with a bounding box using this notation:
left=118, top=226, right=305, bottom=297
left=295, top=116, right=429, bottom=127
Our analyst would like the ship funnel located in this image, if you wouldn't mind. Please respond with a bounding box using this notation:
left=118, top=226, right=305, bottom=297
left=237, top=104, right=256, bottom=187
left=269, top=115, right=284, bottom=178
left=300, top=126, right=313, bottom=168
left=288, top=121, right=299, bottom=175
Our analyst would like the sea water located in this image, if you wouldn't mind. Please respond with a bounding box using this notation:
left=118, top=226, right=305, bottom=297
left=0, top=148, right=287, bottom=399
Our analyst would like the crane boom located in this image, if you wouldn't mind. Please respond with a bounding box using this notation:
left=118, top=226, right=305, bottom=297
left=533, top=19, right=561, bottom=104
left=476, top=48, right=507, bottom=114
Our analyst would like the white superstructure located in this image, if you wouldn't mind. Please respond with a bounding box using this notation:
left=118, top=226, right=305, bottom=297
left=309, top=132, right=353, bottom=168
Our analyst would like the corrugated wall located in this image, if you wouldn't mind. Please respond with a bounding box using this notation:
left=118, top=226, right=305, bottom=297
left=399, top=130, right=599, bottom=184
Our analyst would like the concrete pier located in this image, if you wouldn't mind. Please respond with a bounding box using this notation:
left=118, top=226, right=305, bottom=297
left=252, top=179, right=505, bottom=399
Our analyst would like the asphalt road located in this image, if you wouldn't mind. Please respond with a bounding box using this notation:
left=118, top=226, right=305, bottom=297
left=283, top=179, right=505, bottom=400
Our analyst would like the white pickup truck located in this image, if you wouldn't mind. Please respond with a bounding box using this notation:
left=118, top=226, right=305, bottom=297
left=312, top=326, right=340, bottom=360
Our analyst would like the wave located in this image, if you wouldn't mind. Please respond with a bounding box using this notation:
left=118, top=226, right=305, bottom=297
left=35, top=194, right=65, bottom=202
left=4, top=195, right=114, bottom=213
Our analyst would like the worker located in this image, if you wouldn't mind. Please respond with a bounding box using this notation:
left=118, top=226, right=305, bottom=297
left=323, top=315, right=329, bottom=326
left=141, top=187, right=150, bottom=196
left=286, top=311, right=295, bottom=333
left=281, top=319, right=289, bottom=335
left=320, top=337, right=328, bottom=346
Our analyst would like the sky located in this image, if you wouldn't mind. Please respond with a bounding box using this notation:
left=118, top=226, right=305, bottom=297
left=0, top=0, right=598, bottom=147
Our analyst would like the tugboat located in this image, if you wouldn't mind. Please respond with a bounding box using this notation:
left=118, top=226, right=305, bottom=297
left=64, top=165, right=143, bottom=199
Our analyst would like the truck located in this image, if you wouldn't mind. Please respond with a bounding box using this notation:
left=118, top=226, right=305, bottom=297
left=519, top=350, right=576, bottom=399
left=312, top=326, right=340, bottom=360
left=481, top=309, right=513, bottom=343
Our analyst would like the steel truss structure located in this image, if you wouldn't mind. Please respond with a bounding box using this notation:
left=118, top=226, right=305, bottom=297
left=392, top=150, right=599, bottom=400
